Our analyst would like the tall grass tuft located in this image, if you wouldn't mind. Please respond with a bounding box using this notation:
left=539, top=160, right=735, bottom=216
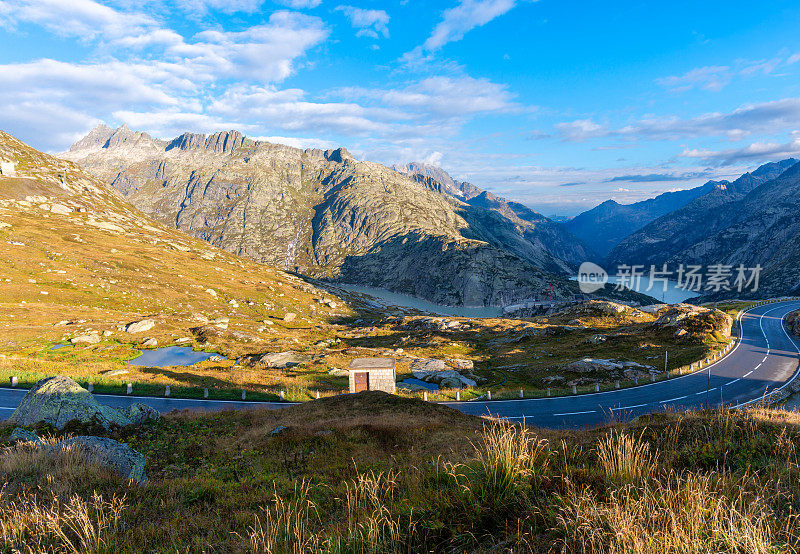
left=555, top=471, right=792, bottom=554
left=596, top=429, right=654, bottom=483
left=245, top=480, right=321, bottom=553
left=0, top=488, right=125, bottom=553
left=474, top=419, right=550, bottom=500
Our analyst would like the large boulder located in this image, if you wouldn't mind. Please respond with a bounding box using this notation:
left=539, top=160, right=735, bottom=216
left=57, top=436, right=147, bottom=483
left=260, top=351, right=311, bottom=369
left=653, top=305, right=732, bottom=338
left=411, top=358, right=448, bottom=377
left=8, top=376, right=132, bottom=430
left=446, top=358, right=474, bottom=370
left=71, top=333, right=100, bottom=345
left=119, top=402, right=160, bottom=424
left=125, top=318, right=155, bottom=333
left=563, top=358, right=653, bottom=374
left=411, top=359, right=476, bottom=388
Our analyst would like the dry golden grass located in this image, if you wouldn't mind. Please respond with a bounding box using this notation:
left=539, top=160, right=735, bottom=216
left=596, top=429, right=655, bottom=483
left=555, top=471, right=794, bottom=554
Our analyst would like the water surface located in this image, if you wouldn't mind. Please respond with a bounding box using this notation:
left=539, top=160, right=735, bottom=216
left=127, top=346, right=224, bottom=368
left=398, top=377, right=440, bottom=390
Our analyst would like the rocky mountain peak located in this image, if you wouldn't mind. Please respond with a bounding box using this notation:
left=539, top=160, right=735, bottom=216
left=393, top=162, right=465, bottom=198
left=166, top=130, right=252, bottom=155
left=69, top=124, right=115, bottom=152
left=323, top=147, right=353, bottom=163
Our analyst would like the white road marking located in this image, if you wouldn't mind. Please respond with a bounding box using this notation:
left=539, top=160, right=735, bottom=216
left=553, top=410, right=596, bottom=416
left=611, top=403, right=648, bottom=411
left=0, top=407, right=15, bottom=411
left=723, top=378, right=741, bottom=387
left=762, top=356, right=769, bottom=363
left=743, top=370, right=754, bottom=377
left=754, top=364, right=761, bottom=369
left=660, top=395, right=687, bottom=403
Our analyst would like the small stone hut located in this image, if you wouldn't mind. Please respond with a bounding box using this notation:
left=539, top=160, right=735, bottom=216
left=348, top=357, right=396, bottom=394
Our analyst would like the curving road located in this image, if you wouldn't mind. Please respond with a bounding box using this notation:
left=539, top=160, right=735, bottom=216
left=444, top=300, right=800, bottom=427
left=1, top=301, right=799, bottom=429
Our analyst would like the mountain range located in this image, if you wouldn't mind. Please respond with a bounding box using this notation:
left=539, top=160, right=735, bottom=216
left=606, top=159, right=800, bottom=299
left=64, top=125, right=599, bottom=307
left=563, top=183, right=718, bottom=257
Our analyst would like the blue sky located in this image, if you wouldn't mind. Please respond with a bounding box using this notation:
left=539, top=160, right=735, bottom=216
left=1, top=0, right=800, bottom=215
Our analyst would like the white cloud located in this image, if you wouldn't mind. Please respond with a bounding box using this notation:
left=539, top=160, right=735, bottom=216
left=656, top=53, right=795, bottom=93
left=402, top=0, right=518, bottom=62
left=174, top=0, right=268, bottom=14
left=0, top=0, right=160, bottom=42
left=656, top=65, right=731, bottom=92
left=554, top=98, right=800, bottom=143
left=339, top=75, right=517, bottom=119
left=553, top=119, right=606, bottom=141
left=182, top=12, right=329, bottom=82
left=680, top=134, right=800, bottom=165
left=274, top=0, right=322, bottom=8
left=335, top=5, right=389, bottom=38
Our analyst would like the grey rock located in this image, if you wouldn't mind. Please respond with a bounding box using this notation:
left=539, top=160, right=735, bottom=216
left=283, top=313, right=297, bottom=322
left=10, top=427, right=43, bottom=445
left=260, top=351, right=311, bottom=369
left=125, top=319, right=155, bottom=334
left=410, top=358, right=448, bottom=376
left=119, top=403, right=160, bottom=425
left=8, top=376, right=132, bottom=430
left=101, top=369, right=129, bottom=377
left=71, top=333, right=100, bottom=345
left=445, top=358, right=474, bottom=370
left=57, top=436, right=147, bottom=483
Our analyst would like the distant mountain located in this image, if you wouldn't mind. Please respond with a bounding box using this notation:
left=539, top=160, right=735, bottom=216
left=393, top=162, right=597, bottom=269
left=666, top=161, right=800, bottom=299
left=606, top=159, right=798, bottom=271
left=64, top=126, right=600, bottom=307
left=563, top=183, right=719, bottom=257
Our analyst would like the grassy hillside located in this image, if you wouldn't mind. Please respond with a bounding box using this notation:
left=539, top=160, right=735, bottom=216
left=1, top=393, right=799, bottom=551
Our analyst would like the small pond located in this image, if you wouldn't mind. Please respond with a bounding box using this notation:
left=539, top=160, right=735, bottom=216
left=50, top=344, right=67, bottom=350
left=127, top=346, right=225, bottom=368
left=398, top=378, right=440, bottom=390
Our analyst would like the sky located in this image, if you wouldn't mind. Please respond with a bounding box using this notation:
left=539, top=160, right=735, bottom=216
left=1, top=0, right=800, bottom=215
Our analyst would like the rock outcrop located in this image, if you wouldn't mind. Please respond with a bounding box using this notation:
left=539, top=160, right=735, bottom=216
left=411, top=358, right=477, bottom=388
left=119, top=402, right=161, bottom=425
left=8, top=376, right=132, bottom=430
left=57, top=436, right=148, bottom=483
left=8, top=376, right=160, bottom=430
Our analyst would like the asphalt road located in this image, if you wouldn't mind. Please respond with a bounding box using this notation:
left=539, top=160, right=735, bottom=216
left=443, top=300, right=800, bottom=427
left=1, top=301, right=799, bottom=429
